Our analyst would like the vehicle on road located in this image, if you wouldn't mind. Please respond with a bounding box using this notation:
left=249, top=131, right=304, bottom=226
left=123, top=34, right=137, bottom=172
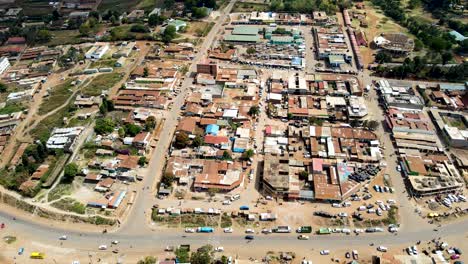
left=245, top=228, right=255, bottom=233
left=352, top=250, right=359, bottom=260
left=30, top=252, right=45, bottom=259
left=296, top=226, right=312, bottom=233
left=185, top=228, right=195, bottom=233
left=197, top=227, right=214, bottom=233
left=223, top=227, right=233, bottom=233
left=298, top=235, right=309, bottom=240
left=273, top=226, right=291, bottom=233
left=239, top=205, right=250, bottom=210
left=215, top=247, right=224, bottom=252
left=261, top=228, right=272, bottom=234
left=98, top=245, right=107, bottom=250
left=320, top=250, right=330, bottom=255
left=377, top=246, right=388, bottom=252
left=18, top=247, right=24, bottom=255
left=112, top=249, right=119, bottom=254
left=222, top=200, right=231, bottom=205
left=111, top=240, right=119, bottom=245
left=245, top=235, right=254, bottom=240
left=59, top=235, right=67, bottom=240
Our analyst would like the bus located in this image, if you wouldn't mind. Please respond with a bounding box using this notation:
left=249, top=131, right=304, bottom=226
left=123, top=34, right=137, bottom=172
left=30, top=252, right=45, bottom=259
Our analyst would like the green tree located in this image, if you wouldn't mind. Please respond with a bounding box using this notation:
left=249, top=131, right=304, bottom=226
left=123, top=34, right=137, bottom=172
left=162, top=25, right=177, bottom=43
left=94, top=118, right=116, bottom=134
left=0, top=82, right=7, bottom=93
left=36, top=29, right=52, bottom=43
left=130, top=24, right=150, bottom=33
left=222, top=150, right=232, bottom=160
left=137, top=256, right=157, bottom=264
left=192, top=7, right=208, bottom=19
left=63, top=163, right=79, bottom=183
left=364, top=120, right=380, bottom=131
left=148, top=14, right=163, bottom=26
left=143, top=67, right=149, bottom=77
left=175, top=248, right=190, bottom=263
left=118, top=127, right=125, bottom=137
left=299, top=170, right=308, bottom=180
left=248, top=106, right=260, bottom=116
left=79, top=22, right=91, bottom=36
left=441, top=51, right=453, bottom=65
left=125, top=123, right=142, bottom=137
left=192, top=135, right=203, bottom=147
left=375, top=52, right=392, bottom=64
left=242, top=149, right=254, bottom=160
left=174, top=131, right=189, bottom=149
left=161, top=172, right=175, bottom=186
left=246, top=47, right=256, bottom=54
left=145, top=116, right=157, bottom=131
left=138, top=156, right=147, bottom=166
left=191, top=245, right=213, bottom=264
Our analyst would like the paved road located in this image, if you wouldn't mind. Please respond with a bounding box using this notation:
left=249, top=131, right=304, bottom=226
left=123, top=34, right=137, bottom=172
left=117, top=0, right=238, bottom=236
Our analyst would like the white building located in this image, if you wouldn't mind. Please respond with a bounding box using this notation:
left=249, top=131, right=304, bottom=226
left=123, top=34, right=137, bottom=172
left=46, top=127, right=85, bottom=152
left=85, top=44, right=110, bottom=60
left=0, top=57, right=10, bottom=75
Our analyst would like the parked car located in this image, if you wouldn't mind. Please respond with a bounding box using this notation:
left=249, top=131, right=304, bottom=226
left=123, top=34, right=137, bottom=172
left=320, top=250, right=330, bottom=255
left=59, top=235, right=67, bottom=240
left=98, top=245, right=107, bottom=250
left=224, top=227, right=233, bottom=233
left=245, top=229, right=255, bottom=233
left=298, top=235, right=309, bottom=240
left=185, top=228, right=195, bottom=233
left=245, top=235, right=254, bottom=240
left=377, top=246, right=388, bottom=252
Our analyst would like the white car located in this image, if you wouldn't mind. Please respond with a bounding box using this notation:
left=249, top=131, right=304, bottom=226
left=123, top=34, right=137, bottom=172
left=223, top=227, right=233, bottom=233
left=185, top=228, right=196, bottom=233
left=261, top=228, right=272, bottom=234
left=215, top=247, right=224, bottom=252
left=338, top=212, right=348, bottom=218
left=354, top=229, right=364, bottom=234
left=377, top=246, right=388, bottom=252
left=320, top=250, right=330, bottom=255
left=222, top=200, right=231, bottom=205
left=396, top=165, right=401, bottom=172
left=342, top=228, right=351, bottom=234
left=98, top=245, right=107, bottom=250
left=111, top=240, right=119, bottom=245
left=245, top=228, right=255, bottom=233
left=59, top=235, right=67, bottom=240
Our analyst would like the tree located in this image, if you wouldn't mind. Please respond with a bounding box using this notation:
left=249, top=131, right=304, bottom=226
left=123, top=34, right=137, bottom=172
left=94, top=118, right=116, bottom=134
left=162, top=25, right=177, bottom=43
left=143, top=67, right=149, bottom=77
left=138, top=156, right=147, bottom=166
left=441, top=51, right=453, bottom=65
left=248, top=105, right=260, bottom=116
left=222, top=150, right=232, bottom=160
left=148, top=14, right=163, bottom=26
left=0, top=82, right=7, bottom=93
left=192, top=135, right=203, bottom=147
left=145, top=116, right=157, bottom=131
left=137, top=256, right=157, bottom=264
left=207, top=188, right=219, bottom=197
left=161, top=172, right=175, bottom=186
left=174, top=131, right=189, bottom=149
left=246, top=47, right=256, bottom=55
left=192, top=7, right=208, bottom=19
left=118, top=127, right=125, bottom=138
left=130, top=24, right=150, bottom=33
left=79, top=22, right=91, bottom=36
left=125, top=123, right=142, bottom=137
left=63, top=163, right=79, bottom=183
left=175, top=248, right=190, bottom=263
left=52, top=10, right=60, bottom=20
left=375, top=52, right=392, bottom=64
left=299, top=170, right=308, bottom=180
left=36, top=29, right=52, bottom=43
left=242, top=149, right=254, bottom=160
left=364, top=120, right=380, bottom=131
left=191, top=245, right=214, bottom=264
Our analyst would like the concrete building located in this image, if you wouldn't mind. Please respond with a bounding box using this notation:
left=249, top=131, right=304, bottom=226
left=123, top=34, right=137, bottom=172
left=429, top=109, right=468, bottom=148
left=0, top=57, right=10, bottom=74
left=85, top=44, right=109, bottom=60
left=197, top=59, right=218, bottom=76
left=46, top=127, right=85, bottom=152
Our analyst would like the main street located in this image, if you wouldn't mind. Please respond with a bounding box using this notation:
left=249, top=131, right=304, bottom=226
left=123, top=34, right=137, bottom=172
left=0, top=1, right=466, bottom=260
left=117, top=0, right=238, bottom=236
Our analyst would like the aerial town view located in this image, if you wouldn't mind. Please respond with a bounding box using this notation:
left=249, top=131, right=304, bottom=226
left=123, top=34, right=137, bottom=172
left=0, top=0, right=467, bottom=263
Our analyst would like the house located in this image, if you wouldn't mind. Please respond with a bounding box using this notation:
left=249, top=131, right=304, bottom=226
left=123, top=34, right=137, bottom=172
left=133, top=132, right=151, bottom=149
left=127, top=10, right=145, bottom=22
left=84, top=172, right=102, bottom=183
left=166, top=19, right=187, bottom=31
left=85, top=44, right=109, bottom=59
left=176, top=117, right=197, bottom=135
left=95, top=178, right=114, bottom=192
left=0, top=57, right=10, bottom=74
left=31, top=164, right=49, bottom=180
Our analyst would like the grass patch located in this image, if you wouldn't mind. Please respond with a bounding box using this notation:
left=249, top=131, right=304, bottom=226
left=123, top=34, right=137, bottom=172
left=38, top=79, right=75, bottom=115
left=220, top=213, right=232, bottom=228
left=0, top=103, right=24, bottom=115
left=233, top=2, right=268, bottom=12
left=180, top=214, right=219, bottom=227
left=51, top=197, right=86, bottom=214
left=48, top=183, right=73, bottom=202
left=89, top=59, right=117, bottom=68
left=3, top=236, right=17, bottom=244
left=99, top=0, right=144, bottom=12
left=46, top=30, right=83, bottom=47
left=30, top=108, right=68, bottom=141
left=82, top=73, right=121, bottom=96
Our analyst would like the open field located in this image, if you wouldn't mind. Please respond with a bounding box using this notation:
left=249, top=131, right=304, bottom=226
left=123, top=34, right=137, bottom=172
left=15, top=0, right=53, bottom=16
left=46, top=30, right=84, bottom=47
left=81, top=72, right=121, bottom=96
left=233, top=1, right=269, bottom=12
left=38, top=79, right=75, bottom=115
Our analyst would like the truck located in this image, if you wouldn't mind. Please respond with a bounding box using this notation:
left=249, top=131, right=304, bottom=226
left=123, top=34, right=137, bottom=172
left=296, top=226, right=312, bottom=233
left=272, top=226, right=291, bottom=233
left=197, top=227, right=214, bottom=233
left=317, top=228, right=331, bottom=235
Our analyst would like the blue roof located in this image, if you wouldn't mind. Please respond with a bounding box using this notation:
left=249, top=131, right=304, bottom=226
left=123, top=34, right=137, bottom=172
left=449, top=30, right=467, bottom=42
left=205, top=124, right=219, bottom=136
left=292, top=57, right=302, bottom=66
left=439, top=83, right=466, bottom=91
